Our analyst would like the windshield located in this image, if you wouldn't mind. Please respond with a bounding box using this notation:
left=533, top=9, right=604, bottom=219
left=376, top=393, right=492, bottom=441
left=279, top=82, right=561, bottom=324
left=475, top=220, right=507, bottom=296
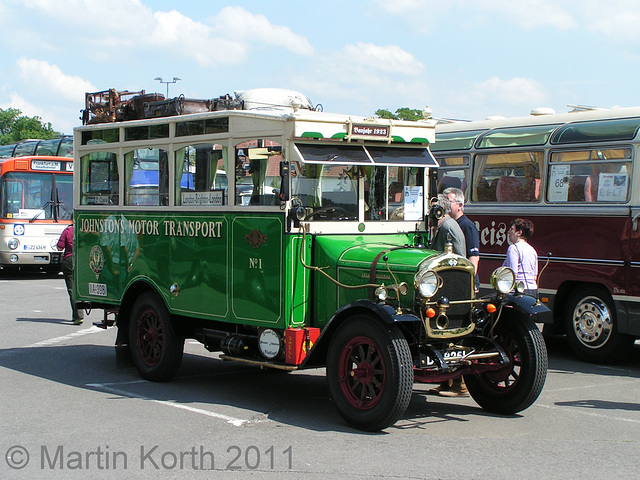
left=1, top=172, right=73, bottom=220
left=290, top=162, right=426, bottom=222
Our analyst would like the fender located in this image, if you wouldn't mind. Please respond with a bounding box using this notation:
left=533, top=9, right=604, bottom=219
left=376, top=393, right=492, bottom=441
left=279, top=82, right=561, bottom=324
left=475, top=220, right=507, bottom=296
left=301, top=299, right=421, bottom=368
left=501, top=293, right=553, bottom=324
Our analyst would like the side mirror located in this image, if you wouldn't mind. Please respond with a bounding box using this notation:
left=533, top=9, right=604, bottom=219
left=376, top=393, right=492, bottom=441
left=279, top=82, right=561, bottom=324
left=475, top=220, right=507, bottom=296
left=279, top=160, right=290, bottom=201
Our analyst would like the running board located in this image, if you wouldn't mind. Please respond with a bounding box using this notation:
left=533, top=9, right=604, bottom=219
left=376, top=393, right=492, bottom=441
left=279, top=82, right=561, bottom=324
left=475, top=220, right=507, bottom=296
left=220, top=355, right=300, bottom=371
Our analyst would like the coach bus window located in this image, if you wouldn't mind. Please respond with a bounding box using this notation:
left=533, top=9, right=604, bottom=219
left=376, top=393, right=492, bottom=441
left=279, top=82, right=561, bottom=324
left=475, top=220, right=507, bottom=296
left=548, top=148, right=632, bottom=202
left=35, top=138, right=60, bottom=156
left=125, top=148, right=169, bottom=206
left=431, top=130, right=485, bottom=151
left=235, top=140, right=282, bottom=207
left=80, top=151, right=119, bottom=205
left=477, top=125, right=557, bottom=149
left=175, top=143, right=227, bottom=207
left=13, top=140, right=39, bottom=157
left=472, top=151, right=543, bottom=202
left=550, top=117, right=640, bottom=144
left=58, top=136, right=74, bottom=157
left=435, top=155, right=469, bottom=194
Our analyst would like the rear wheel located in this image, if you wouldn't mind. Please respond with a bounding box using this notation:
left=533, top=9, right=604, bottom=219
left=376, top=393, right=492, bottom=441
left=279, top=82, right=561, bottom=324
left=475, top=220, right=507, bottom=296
left=327, top=315, right=413, bottom=431
left=128, top=292, right=184, bottom=382
left=564, top=287, right=632, bottom=364
left=465, top=316, right=547, bottom=414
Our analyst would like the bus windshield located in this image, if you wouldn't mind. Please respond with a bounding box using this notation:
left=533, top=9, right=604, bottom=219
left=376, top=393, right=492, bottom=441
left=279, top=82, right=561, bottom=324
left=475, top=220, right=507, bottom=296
left=1, top=172, right=73, bottom=220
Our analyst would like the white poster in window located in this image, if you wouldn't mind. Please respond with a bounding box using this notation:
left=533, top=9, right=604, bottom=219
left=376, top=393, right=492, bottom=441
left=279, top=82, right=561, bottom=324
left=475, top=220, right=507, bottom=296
left=403, top=186, right=423, bottom=221
left=181, top=190, right=224, bottom=206
left=597, top=173, right=627, bottom=202
left=548, top=165, right=571, bottom=202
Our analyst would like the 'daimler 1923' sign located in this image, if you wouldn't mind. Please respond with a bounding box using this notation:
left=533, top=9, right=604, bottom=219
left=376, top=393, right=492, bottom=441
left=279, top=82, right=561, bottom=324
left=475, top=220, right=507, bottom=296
left=350, top=124, right=390, bottom=139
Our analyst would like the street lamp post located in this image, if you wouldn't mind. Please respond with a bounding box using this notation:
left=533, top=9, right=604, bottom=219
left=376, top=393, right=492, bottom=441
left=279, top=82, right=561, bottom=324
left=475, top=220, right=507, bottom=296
left=154, top=77, right=181, bottom=98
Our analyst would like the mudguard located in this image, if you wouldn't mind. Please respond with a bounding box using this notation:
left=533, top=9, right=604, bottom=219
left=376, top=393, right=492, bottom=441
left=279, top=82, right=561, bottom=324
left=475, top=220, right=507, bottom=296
left=302, top=300, right=420, bottom=368
left=502, top=293, right=552, bottom=324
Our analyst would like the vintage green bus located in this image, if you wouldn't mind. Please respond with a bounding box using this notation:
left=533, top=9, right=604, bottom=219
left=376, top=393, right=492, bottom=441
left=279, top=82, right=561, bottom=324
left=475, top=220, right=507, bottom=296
left=73, top=88, right=548, bottom=431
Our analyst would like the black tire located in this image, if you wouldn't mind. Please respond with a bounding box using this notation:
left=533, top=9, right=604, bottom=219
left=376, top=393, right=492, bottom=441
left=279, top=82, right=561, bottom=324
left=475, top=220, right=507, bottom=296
left=564, top=287, right=633, bottom=364
left=465, top=316, right=547, bottom=415
left=326, top=315, right=413, bottom=431
left=128, top=292, right=184, bottom=382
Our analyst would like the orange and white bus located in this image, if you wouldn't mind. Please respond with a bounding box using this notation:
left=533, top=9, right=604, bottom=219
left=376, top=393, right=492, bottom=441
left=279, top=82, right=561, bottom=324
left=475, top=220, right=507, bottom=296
left=433, top=106, right=640, bottom=363
left=0, top=151, right=73, bottom=271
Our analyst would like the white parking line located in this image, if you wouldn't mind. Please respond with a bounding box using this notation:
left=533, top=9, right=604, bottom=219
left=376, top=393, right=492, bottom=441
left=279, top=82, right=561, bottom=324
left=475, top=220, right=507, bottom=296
left=86, top=382, right=253, bottom=427
left=28, top=326, right=104, bottom=347
left=0, top=326, right=106, bottom=358
left=535, top=402, right=640, bottom=424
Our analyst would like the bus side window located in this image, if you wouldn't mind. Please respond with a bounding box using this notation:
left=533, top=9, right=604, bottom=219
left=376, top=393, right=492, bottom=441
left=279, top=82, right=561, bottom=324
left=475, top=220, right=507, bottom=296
left=175, top=144, right=227, bottom=207
left=81, top=152, right=119, bottom=205
left=235, top=140, right=282, bottom=207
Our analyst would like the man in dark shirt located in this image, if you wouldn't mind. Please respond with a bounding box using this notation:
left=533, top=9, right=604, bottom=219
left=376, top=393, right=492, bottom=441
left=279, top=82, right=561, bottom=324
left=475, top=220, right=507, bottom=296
left=444, top=187, right=480, bottom=292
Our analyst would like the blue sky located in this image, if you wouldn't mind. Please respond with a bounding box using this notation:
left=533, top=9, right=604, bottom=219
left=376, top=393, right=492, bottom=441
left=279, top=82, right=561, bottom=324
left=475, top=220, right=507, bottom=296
left=1, top=0, right=640, bottom=134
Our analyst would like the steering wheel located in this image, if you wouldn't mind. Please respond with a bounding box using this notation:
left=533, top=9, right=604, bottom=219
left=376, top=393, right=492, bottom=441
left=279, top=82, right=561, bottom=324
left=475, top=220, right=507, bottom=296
left=306, top=206, right=349, bottom=221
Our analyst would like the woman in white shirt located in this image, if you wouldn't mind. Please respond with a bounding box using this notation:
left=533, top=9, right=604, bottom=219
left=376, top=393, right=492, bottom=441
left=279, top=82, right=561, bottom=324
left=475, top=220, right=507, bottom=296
left=503, top=218, right=538, bottom=296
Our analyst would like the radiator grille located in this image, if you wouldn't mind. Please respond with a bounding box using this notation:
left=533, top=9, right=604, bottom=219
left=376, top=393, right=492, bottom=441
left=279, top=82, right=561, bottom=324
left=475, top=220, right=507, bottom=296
left=429, top=268, right=473, bottom=331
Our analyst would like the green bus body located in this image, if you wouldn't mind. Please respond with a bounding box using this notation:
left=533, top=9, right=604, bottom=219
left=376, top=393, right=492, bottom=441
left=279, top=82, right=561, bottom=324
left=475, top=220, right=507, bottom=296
left=75, top=210, right=438, bottom=330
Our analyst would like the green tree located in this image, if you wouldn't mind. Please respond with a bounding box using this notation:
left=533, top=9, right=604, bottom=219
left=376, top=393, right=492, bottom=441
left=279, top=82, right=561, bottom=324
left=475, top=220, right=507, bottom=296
left=375, top=107, right=425, bottom=121
left=0, top=108, right=59, bottom=145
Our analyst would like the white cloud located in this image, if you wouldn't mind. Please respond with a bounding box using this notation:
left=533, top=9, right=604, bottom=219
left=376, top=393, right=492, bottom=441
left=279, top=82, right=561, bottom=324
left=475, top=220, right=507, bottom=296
left=374, top=0, right=577, bottom=31
left=481, top=0, right=577, bottom=30
left=17, top=58, right=96, bottom=102
left=476, top=76, right=548, bottom=106
left=0, top=93, right=41, bottom=118
left=17, top=1, right=313, bottom=67
left=341, top=43, right=424, bottom=76
left=578, top=0, right=640, bottom=40
left=212, top=6, right=314, bottom=56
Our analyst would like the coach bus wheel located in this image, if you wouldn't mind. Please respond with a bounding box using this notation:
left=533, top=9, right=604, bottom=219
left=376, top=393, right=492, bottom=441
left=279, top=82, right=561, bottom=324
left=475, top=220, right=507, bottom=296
left=326, top=315, right=413, bottom=431
left=564, top=287, right=632, bottom=364
left=129, top=292, right=184, bottom=382
left=465, top=316, right=547, bottom=415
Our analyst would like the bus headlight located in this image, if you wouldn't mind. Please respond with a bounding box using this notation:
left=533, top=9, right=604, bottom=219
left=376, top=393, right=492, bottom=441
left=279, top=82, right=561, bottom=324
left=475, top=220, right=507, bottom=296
left=50, top=239, right=59, bottom=250
left=8, top=238, right=19, bottom=250
left=415, top=270, right=440, bottom=298
left=491, top=267, right=515, bottom=294
left=9, top=254, right=18, bottom=263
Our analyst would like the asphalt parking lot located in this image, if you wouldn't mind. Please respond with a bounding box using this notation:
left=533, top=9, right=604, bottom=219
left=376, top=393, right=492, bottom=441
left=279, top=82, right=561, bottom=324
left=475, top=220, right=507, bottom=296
left=1, top=271, right=639, bottom=479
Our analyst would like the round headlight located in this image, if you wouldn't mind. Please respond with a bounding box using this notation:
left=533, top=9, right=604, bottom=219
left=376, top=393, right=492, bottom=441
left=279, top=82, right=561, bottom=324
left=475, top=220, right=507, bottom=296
left=491, top=267, right=516, bottom=294
left=51, top=239, right=59, bottom=250
left=8, top=238, right=19, bottom=250
left=375, top=285, right=388, bottom=301
left=416, top=270, right=439, bottom=298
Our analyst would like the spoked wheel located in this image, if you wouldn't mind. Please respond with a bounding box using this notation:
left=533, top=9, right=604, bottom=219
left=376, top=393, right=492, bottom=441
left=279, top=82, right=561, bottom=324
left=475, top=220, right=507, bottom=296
left=327, top=315, right=413, bottom=431
left=564, top=287, right=633, bottom=364
left=465, top=316, right=547, bottom=415
left=128, top=292, right=184, bottom=382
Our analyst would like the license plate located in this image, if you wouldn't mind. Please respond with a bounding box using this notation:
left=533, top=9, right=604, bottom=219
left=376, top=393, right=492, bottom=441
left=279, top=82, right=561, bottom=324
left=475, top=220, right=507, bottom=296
left=89, top=283, right=107, bottom=297
left=442, top=348, right=472, bottom=361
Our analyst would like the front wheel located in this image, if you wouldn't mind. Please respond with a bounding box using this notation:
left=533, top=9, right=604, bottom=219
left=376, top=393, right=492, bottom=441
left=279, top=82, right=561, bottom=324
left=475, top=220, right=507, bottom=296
left=465, top=316, right=547, bottom=415
left=326, top=315, right=413, bottom=431
left=128, top=292, right=184, bottom=382
left=564, top=287, right=633, bottom=364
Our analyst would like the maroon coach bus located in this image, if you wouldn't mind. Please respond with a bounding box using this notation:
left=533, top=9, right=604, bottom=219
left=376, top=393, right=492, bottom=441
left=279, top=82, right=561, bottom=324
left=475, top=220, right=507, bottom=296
left=433, top=106, right=640, bottom=363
